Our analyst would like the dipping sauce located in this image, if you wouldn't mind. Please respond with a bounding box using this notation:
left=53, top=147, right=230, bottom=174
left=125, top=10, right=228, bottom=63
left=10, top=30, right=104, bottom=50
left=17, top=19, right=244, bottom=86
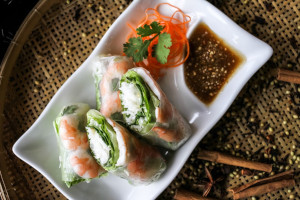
left=184, top=23, right=243, bottom=105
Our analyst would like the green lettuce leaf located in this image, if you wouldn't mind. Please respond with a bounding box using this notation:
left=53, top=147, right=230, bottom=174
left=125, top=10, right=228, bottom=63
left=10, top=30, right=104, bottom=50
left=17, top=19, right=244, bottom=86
left=120, top=70, right=160, bottom=134
left=86, top=110, right=119, bottom=170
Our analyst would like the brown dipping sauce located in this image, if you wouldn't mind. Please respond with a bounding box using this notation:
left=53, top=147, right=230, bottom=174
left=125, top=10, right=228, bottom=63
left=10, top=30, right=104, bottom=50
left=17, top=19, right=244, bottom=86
left=184, top=23, right=243, bottom=105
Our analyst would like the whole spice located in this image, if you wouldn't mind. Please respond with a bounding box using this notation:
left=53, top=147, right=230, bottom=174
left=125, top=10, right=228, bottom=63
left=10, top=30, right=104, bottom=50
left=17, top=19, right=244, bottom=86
left=174, top=188, right=218, bottom=200
left=198, top=149, right=272, bottom=172
left=229, top=170, right=295, bottom=200
left=241, top=169, right=253, bottom=176
left=202, top=167, right=224, bottom=197
left=277, top=68, right=300, bottom=84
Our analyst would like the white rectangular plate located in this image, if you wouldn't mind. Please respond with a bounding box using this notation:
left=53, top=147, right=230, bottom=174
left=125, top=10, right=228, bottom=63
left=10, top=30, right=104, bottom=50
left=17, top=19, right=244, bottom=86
left=13, top=0, right=272, bottom=199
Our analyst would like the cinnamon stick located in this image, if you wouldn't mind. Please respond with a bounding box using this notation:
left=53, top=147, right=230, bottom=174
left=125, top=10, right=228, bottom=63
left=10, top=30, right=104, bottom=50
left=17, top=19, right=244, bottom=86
left=277, top=68, right=300, bottom=84
left=230, top=170, right=294, bottom=193
left=233, top=179, right=295, bottom=199
left=198, top=149, right=272, bottom=172
left=174, top=189, right=218, bottom=200
left=229, top=170, right=295, bottom=200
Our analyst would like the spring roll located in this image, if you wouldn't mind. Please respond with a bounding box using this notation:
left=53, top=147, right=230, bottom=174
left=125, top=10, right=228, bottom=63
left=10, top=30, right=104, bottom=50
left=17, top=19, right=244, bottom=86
left=119, top=67, right=191, bottom=150
left=93, top=55, right=134, bottom=121
left=86, top=109, right=166, bottom=184
left=53, top=103, right=106, bottom=187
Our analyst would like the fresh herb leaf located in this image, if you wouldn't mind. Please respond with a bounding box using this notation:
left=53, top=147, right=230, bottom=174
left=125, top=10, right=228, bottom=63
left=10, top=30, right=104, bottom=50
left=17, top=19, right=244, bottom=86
left=123, top=21, right=172, bottom=64
left=111, top=112, right=124, bottom=123
left=155, top=32, right=172, bottom=64
left=149, top=88, right=160, bottom=107
left=77, top=116, right=86, bottom=132
left=111, top=78, right=119, bottom=91
left=136, top=21, right=164, bottom=37
left=123, top=37, right=151, bottom=62
left=61, top=105, right=78, bottom=116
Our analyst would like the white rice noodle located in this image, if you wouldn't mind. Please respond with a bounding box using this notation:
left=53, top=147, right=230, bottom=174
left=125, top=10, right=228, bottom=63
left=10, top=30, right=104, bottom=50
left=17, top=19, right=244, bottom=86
left=131, top=68, right=162, bottom=120
left=86, top=122, right=111, bottom=165
left=119, top=82, right=142, bottom=124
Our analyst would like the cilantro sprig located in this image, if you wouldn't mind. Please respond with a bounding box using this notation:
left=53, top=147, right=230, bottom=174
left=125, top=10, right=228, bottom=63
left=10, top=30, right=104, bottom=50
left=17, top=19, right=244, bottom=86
left=123, top=22, right=172, bottom=64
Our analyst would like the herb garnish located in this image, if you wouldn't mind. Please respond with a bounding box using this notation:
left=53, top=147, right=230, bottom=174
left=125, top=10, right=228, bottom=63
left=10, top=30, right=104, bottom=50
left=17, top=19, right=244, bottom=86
left=123, top=21, right=172, bottom=64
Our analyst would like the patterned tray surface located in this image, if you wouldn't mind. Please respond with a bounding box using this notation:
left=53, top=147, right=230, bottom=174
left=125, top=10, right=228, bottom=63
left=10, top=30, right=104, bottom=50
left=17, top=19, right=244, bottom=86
left=1, top=0, right=299, bottom=199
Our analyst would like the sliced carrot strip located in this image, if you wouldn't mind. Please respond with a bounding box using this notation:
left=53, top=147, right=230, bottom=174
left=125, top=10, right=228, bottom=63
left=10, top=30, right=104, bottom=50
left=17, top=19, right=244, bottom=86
left=125, top=3, right=190, bottom=79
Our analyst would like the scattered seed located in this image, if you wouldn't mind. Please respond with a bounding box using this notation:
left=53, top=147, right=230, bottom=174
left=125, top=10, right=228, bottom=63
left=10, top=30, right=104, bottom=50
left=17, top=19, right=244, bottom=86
left=285, top=131, right=290, bottom=136
left=293, top=115, right=298, bottom=119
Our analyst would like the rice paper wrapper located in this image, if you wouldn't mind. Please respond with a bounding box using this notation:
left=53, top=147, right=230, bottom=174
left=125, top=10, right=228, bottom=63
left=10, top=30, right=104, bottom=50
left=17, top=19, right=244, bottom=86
left=120, top=67, right=192, bottom=150
left=53, top=103, right=106, bottom=187
left=86, top=110, right=166, bottom=185
left=93, top=55, right=134, bottom=120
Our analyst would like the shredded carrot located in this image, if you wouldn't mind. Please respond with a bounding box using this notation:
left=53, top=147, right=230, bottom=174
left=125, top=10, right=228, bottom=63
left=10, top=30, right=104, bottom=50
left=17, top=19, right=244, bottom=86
left=125, top=3, right=191, bottom=79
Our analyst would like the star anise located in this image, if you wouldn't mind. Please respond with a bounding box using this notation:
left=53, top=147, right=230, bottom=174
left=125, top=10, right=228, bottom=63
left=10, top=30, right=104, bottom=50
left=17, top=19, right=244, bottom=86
left=202, top=167, right=224, bottom=197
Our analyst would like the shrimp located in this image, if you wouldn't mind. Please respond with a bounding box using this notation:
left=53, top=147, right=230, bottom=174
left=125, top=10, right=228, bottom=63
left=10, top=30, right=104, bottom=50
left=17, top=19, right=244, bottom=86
left=127, top=137, right=161, bottom=179
left=70, top=152, right=102, bottom=179
left=127, top=158, right=146, bottom=179
left=60, top=118, right=89, bottom=150
left=156, top=98, right=173, bottom=124
left=152, top=127, right=182, bottom=142
left=100, top=59, right=133, bottom=117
